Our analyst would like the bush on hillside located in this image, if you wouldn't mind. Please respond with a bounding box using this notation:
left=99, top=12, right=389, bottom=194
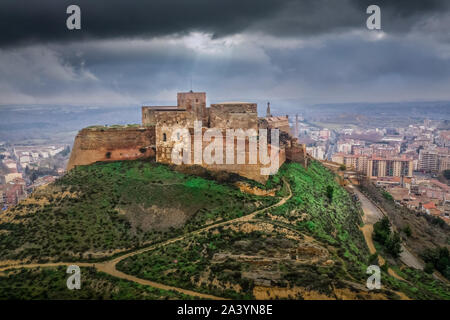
left=420, top=247, right=450, bottom=279
left=373, top=217, right=402, bottom=258
left=382, top=191, right=394, bottom=201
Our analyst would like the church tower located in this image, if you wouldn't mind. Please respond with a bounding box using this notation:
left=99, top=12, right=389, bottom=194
left=266, top=102, right=272, bottom=118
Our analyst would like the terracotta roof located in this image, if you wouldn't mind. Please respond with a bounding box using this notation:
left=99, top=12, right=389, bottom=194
left=423, top=202, right=437, bottom=209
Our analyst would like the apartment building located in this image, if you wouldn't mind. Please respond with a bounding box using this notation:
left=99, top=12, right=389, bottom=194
left=332, top=153, right=413, bottom=178
left=368, top=157, right=413, bottom=178
left=419, top=148, right=450, bottom=173
left=332, top=153, right=369, bottom=174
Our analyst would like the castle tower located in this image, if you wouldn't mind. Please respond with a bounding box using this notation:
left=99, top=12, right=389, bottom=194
left=266, top=102, right=272, bottom=117
left=295, top=114, right=299, bottom=138
left=177, top=91, right=207, bottom=125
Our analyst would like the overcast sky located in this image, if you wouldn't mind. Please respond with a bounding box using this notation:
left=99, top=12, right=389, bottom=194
left=1, top=0, right=450, bottom=109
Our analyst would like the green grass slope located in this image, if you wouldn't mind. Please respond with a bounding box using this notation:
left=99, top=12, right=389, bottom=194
left=0, top=160, right=275, bottom=262
left=115, top=161, right=373, bottom=298
left=117, top=161, right=449, bottom=299
left=0, top=266, right=195, bottom=300
left=1, top=159, right=448, bottom=299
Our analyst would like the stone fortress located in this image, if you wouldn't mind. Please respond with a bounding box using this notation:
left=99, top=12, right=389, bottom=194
left=67, top=91, right=307, bottom=182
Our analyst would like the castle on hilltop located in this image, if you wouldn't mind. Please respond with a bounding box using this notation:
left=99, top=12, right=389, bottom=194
left=67, top=91, right=307, bottom=182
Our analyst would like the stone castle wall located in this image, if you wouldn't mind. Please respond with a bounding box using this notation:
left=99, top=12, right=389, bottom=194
left=199, top=143, right=286, bottom=183
left=142, top=106, right=179, bottom=126
left=285, top=140, right=308, bottom=167
left=67, top=126, right=155, bottom=170
left=154, top=110, right=194, bottom=163
left=259, top=116, right=292, bottom=135
left=157, top=129, right=286, bottom=183
left=209, top=103, right=258, bottom=130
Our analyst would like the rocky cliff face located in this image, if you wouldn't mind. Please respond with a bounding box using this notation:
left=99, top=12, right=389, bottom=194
left=67, top=126, right=156, bottom=170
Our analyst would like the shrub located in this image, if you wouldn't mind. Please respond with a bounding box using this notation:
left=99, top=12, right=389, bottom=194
left=373, top=217, right=402, bottom=258
left=402, top=225, right=412, bottom=237
left=385, top=232, right=402, bottom=258
left=382, top=191, right=393, bottom=201
left=368, top=253, right=378, bottom=265
left=421, top=247, right=450, bottom=279
left=373, top=217, right=390, bottom=244
left=326, top=185, right=334, bottom=202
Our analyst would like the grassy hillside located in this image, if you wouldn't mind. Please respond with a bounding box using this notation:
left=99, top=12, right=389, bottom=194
left=117, top=161, right=449, bottom=299
left=262, top=162, right=369, bottom=272
left=1, top=159, right=448, bottom=299
left=0, top=266, right=195, bottom=299
left=115, top=162, right=380, bottom=299
left=0, top=160, right=275, bottom=262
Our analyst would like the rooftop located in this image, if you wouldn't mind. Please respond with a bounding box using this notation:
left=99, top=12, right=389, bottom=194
left=84, top=124, right=144, bottom=131
left=142, top=106, right=178, bottom=110
left=214, top=101, right=253, bottom=105
left=423, top=202, right=437, bottom=210
left=266, top=116, right=289, bottom=121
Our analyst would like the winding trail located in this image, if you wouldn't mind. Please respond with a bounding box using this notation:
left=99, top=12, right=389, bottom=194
left=0, top=178, right=292, bottom=300
left=352, top=187, right=424, bottom=270
left=350, top=186, right=420, bottom=286
left=352, top=186, right=387, bottom=266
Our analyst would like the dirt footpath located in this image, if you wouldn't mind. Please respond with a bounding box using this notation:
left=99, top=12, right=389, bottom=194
left=352, top=187, right=423, bottom=270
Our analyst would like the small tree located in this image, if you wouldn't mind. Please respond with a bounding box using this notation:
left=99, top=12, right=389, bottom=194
left=373, top=217, right=402, bottom=258
left=326, top=185, right=334, bottom=202
left=403, top=225, right=412, bottom=237
left=386, top=232, right=402, bottom=258
left=373, top=217, right=390, bottom=244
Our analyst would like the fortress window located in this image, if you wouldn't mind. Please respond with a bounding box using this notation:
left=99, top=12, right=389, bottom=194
left=177, top=132, right=180, bottom=140
left=163, top=133, right=167, bottom=141
left=105, top=152, right=111, bottom=159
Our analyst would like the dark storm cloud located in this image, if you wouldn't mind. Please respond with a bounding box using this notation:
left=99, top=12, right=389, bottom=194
left=1, top=0, right=450, bottom=106
left=252, top=0, right=450, bottom=38
left=0, top=0, right=283, bottom=47
left=3, top=29, right=449, bottom=106
left=1, top=0, right=449, bottom=47
left=268, top=36, right=450, bottom=85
